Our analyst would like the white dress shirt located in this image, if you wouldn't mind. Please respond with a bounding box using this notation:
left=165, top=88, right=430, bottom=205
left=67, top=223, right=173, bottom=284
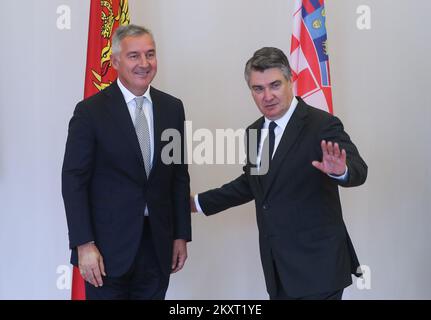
left=256, top=97, right=298, bottom=169
left=117, top=78, right=155, bottom=165
left=117, top=78, right=154, bottom=216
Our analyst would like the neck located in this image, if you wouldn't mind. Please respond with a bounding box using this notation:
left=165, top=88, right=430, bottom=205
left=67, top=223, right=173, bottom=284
left=129, top=86, right=149, bottom=97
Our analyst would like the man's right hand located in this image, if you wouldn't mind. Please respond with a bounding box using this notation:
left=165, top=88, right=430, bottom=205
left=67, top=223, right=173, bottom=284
left=77, top=242, right=106, bottom=287
left=190, top=194, right=197, bottom=212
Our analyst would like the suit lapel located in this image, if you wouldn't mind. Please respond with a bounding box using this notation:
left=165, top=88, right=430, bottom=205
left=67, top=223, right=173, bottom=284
left=261, top=100, right=308, bottom=199
left=248, top=117, right=265, bottom=195
left=103, top=82, right=147, bottom=179
left=148, top=87, right=164, bottom=180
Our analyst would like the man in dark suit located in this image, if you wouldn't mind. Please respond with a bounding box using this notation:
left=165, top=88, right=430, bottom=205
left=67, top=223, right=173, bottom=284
left=192, top=47, right=367, bottom=300
left=62, top=24, right=191, bottom=299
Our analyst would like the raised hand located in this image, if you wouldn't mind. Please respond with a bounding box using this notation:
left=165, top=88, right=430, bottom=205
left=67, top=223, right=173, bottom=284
left=312, top=140, right=347, bottom=176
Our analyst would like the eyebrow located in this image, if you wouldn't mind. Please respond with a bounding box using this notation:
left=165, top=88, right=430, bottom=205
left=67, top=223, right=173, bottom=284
left=126, top=49, right=156, bottom=55
left=252, top=80, right=281, bottom=89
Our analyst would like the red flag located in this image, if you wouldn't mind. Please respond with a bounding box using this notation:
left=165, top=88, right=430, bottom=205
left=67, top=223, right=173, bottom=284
left=72, top=0, right=130, bottom=300
left=290, top=0, right=333, bottom=114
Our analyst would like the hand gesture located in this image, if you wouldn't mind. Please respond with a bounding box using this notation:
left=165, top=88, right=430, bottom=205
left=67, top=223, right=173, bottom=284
left=312, top=140, right=347, bottom=176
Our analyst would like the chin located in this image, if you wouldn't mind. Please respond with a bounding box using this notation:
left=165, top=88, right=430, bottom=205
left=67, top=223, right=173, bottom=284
left=265, top=112, right=278, bottom=119
left=135, top=81, right=150, bottom=88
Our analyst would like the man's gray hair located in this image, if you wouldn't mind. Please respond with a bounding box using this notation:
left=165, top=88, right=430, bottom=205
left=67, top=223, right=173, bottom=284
left=244, top=47, right=292, bottom=85
left=112, top=24, right=154, bottom=56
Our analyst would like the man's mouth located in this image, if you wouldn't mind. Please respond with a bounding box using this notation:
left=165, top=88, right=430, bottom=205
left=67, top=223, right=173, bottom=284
left=264, top=103, right=278, bottom=109
left=134, top=70, right=151, bottom=77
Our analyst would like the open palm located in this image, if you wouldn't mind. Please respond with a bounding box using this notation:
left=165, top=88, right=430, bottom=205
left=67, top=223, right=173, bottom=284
left=312, top=140, right=347, bottom=176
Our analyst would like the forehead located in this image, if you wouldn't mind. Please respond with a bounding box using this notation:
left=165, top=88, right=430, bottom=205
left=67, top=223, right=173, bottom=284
left=120, top=34, right=156, bottom=52
left=249, top=68, right=287, bottom=85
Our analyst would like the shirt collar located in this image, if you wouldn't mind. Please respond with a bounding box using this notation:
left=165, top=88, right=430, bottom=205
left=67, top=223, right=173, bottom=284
left=117, top=78, right=152, bottom=105
left=263, top=96, right=298, bottom=130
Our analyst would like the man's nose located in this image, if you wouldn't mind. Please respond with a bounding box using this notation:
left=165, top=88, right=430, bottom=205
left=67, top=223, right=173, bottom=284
left=263, top=88, right=273, bottom=101
left=138, top=55, right=149, bottom=67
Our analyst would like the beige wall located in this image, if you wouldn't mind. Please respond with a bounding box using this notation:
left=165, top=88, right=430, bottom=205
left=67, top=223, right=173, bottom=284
left=0, top=0, right=429, bottom=299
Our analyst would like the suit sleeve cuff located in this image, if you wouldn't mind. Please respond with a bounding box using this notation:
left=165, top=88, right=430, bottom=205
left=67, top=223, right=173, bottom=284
left=328, top=166, right=349, bottom=181
left=194, top=194, right=204, bottom=214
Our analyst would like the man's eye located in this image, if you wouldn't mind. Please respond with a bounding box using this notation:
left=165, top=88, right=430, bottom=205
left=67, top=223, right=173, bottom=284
left=254, top=87, right=263, bottom=93
left=271, top=83, right=281, bottom=89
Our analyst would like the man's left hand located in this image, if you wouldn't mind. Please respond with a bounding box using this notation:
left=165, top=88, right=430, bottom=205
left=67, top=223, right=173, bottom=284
left=312, top=140, right=347, bottom=176
left=171, top=239, right=187, bottom=273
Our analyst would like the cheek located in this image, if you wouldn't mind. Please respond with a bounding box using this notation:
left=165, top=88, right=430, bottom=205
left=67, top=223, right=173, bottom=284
left=151, top=62, right=158, bottom=72
left=251, top=93, right=260, bottom=105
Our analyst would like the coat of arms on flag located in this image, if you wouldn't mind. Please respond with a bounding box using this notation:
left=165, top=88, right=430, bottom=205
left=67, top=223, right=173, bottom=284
left=84, top=0, right=130, bottom=98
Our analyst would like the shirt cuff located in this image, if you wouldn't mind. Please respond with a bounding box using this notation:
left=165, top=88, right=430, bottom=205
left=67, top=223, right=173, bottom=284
left=328, top=166, right=349, bottom=181
left=194, top=194, right=204, bottom=213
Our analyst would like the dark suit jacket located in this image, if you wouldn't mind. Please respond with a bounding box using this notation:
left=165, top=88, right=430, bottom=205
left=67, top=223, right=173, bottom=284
left=62, top=82, right=191, bottom=278
left=199, top=97, right=367, bottom=298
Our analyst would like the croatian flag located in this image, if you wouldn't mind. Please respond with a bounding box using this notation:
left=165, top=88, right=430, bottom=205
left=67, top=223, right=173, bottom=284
left=290, top=0, right=333, bottom=114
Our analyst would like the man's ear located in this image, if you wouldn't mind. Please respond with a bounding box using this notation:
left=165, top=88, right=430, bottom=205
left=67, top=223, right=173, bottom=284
left=111, top=54, right=119, bottom=70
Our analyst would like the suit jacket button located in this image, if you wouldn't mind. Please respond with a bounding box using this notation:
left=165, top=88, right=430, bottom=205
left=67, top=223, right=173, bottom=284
left=263, top=204, right=268, bottom=210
